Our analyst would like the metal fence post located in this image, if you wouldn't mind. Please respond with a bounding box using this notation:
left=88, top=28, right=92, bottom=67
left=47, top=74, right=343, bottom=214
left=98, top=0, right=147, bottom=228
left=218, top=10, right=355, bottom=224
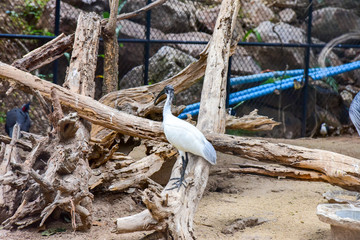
left=52, top=0, right=61, bottom=84
left=143, top=0, right=152, bottom=85
left=226, top=56, right=232, bottom=111
left=301, top=0, right=313, bottom=137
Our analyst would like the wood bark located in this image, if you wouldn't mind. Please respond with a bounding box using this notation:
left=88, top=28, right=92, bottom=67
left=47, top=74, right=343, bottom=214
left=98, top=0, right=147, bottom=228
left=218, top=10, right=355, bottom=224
left=229, top=162, right=330, bottom=182
left=226, top=109, right=280, bottom=131
left=2, top=61, right=360, bottom=192
left=116, top=0, right=241, bottom=238
left=0, top=12, right=100, bottom=230
left=10, top=0, right=167, bottom=73
left=102, top=0, right=119, bottom=94
left=12, top=33, right=74, bottom=72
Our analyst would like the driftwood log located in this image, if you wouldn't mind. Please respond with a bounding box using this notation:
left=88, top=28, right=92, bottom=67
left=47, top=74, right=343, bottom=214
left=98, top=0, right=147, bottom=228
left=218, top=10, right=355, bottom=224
left=10, top=0, right=167, bottom=74
left=2, top=56, right=360, bottom=192
left=0, top=12, right=100, bottom=230
left=116, top=0, right=240, bottom=238
left=102, top=0, right=120, bottom=94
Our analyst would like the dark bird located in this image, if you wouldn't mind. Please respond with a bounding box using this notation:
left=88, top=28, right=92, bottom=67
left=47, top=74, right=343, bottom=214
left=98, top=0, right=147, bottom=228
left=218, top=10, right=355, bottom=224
left=154, top=85, right=216, bottom=190
left=5, top=102, right=31, bottom=137
left=350, top=92, right=360, bottom=136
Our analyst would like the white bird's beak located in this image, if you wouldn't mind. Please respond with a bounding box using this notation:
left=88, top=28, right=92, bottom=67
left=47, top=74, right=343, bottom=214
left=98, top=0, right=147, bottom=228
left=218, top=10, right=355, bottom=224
left=154, top=88, right=166, bottom=105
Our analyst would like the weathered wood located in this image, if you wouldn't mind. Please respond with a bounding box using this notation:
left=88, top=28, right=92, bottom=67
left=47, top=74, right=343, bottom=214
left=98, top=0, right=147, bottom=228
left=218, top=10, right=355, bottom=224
left=10, top=0, right=167, bottom=73
left=0, top=12, right=100, bottom=230
left=12, top=33, right=74, bottom=72
left=0, top=61, right=166, bottom=141
left=2, top=61, right=360, bottom=192
left=229, top=162, right=330, bottom=182
left=207, top=133, right=360, bottom=191
left=226, top=109, right=280, bottom=131
left=0, top=124, right=21, bottom=223
left=89, top=141, right=176, bottom=192
left=102, top=0, right=119, bottom=94
left=116, top=0, right=241, bottom=238
left=64, top=12, right=100, bottom=98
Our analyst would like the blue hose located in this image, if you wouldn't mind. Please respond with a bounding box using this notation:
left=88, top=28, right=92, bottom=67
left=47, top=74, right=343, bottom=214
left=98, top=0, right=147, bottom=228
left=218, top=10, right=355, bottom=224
left=178, top=61, right=360, bottom=119
left=230, top=68, right=320, bottom=86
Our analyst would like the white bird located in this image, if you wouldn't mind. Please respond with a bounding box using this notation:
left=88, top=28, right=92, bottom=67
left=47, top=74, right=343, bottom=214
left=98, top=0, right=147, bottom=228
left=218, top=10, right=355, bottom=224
left=320, top=123, right=328, bottom=137
left=350, top=91, right=360, bottom=136
left=154, top=85, right=217, bottom=190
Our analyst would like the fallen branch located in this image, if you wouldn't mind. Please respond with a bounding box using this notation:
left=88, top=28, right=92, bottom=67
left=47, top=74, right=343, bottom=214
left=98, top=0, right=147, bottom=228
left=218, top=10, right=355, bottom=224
left=12, top=34, right=74, bottom=72
left=226, top=109, right=280, bottom=131
left=2, top=59, right=360, bottom=192
left=229, top=162, right=330, bottom=182
left=11, top=0, right=167, bottom=72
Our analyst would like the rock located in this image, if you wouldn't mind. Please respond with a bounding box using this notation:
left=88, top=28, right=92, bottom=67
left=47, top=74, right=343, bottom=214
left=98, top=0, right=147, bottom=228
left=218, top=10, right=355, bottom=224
left=195, top=5, right=220, bottom=33
left=37, top=0, right=84, bottom=35
left=118, top=20, right=166, bottom=77
left=119, top=46, right=196, bottom=88
left=195, top=5, right=245, bottom=37
left=61, top=0, right=109, bottom=14
left=166, top=32, right=211, bottom=58
left=312, top=7, right=360, bottom=42
left=317, top=203, right=360, bottom=240
left=279, top=8, right=297, bottom=23
left=119, top=46, right=203, bottom=106
left=236, top=103, right=302, bottom=138
left=248, top=21, right=313, bottom=70
left=231, top=47, right=262, bottom=75
left=314, top=0, right=360, bottom=16
left=242, top=0, right=275, bottom=27
left=120, top=0, right=197, bottom=33
left=340, top=90, right=353, bottom=108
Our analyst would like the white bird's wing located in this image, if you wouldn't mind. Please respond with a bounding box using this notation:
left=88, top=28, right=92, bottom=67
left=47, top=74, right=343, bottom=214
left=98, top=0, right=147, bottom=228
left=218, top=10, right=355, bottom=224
left=350, top=92, right=360, bottom=136
left=202, top=139, right=216, bottom=165
left=163, top=116, right=216, bottom=164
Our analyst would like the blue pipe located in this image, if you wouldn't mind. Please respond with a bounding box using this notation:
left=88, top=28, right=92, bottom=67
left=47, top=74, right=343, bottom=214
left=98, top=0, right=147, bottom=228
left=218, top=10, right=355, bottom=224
left=230, top=68, right=320, bottom=86
left=178, top=61, right=360, bottom=119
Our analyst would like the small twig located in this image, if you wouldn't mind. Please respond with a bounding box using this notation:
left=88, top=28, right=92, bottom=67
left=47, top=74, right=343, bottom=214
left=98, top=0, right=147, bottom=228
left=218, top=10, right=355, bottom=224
left=100, top=0, right=167, bottom=25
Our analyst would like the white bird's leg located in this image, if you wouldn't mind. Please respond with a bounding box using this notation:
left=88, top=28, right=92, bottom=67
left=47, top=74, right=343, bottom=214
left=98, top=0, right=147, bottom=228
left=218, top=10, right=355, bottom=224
left=167, top=151, right=188, bottom=191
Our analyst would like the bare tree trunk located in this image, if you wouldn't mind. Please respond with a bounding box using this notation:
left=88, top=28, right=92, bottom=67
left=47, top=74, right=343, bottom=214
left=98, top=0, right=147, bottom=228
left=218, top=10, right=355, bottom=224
left=10, top=0, right=167, bottom=73
left=0, top=12, right=100, bottom=230
left=2, top=60, right=360, bottom=192
left=116, top=0, right=241, bottom=238
left=12, top=33, right=74, bottom=72
left=102, top=0, right=120, bottom=94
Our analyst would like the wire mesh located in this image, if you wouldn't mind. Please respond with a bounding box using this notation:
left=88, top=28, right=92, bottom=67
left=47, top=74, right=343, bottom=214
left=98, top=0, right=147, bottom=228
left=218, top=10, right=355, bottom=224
left=1, top=0, right=360, bottom=138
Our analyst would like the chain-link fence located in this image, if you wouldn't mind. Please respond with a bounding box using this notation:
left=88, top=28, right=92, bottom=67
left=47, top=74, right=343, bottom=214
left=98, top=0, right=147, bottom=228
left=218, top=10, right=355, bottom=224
left=1, top=0, right=360, bottom=138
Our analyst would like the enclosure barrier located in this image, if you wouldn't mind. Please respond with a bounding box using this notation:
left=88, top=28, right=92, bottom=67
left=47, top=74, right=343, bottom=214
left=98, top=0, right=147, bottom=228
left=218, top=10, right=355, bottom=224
left=178, top=61, right=360, bottom=119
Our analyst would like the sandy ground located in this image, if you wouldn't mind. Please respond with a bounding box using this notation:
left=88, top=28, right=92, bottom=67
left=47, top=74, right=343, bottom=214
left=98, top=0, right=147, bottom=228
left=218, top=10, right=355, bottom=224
left=1, top=136, right=360, bottom=240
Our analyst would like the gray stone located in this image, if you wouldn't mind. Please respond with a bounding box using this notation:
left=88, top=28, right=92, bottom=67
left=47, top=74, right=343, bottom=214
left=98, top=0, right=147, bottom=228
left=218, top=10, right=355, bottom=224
left=231, top=47, right=262, bottom=75
left=166, top=32, right=211, bottom=58
left=312, top=7, right=360, bottom=42
left=279, top=8, right=297, bottom=23
left=242, top=0, right=275, bottom=27
left=62, top=0, right=109, bottom=14
left=120, top=0, right=197, bottom=33
left=317, top=203, right=360, bottom=240
left=37, top=0, right=84, bottom=35
left=248, top=21, right=311, bottom=69
left=119, top=46, right=196, bottom=89
left=117, top=20, right=166, bottom=77
left=195, top=6, right=220, bottom=32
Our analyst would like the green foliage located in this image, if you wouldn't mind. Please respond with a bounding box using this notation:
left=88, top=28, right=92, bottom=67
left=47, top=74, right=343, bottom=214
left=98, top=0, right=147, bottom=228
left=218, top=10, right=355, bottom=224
left=0, top=112, right=6, bottom=124
left=324, top=76, right=338, bottom=92
left=242, top=29, right=262, bottom=42
left=6, top=0, right=53, bottom=36
left=226, top=128, right=257, bottom=136
left=260, top=75, right=291, bottom=85
left=41, top=228, right=66, bottom=236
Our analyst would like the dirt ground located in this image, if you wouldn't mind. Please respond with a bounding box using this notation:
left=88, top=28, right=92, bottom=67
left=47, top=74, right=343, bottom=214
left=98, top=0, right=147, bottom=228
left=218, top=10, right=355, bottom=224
left=1, top=135, right=360, bottom=240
